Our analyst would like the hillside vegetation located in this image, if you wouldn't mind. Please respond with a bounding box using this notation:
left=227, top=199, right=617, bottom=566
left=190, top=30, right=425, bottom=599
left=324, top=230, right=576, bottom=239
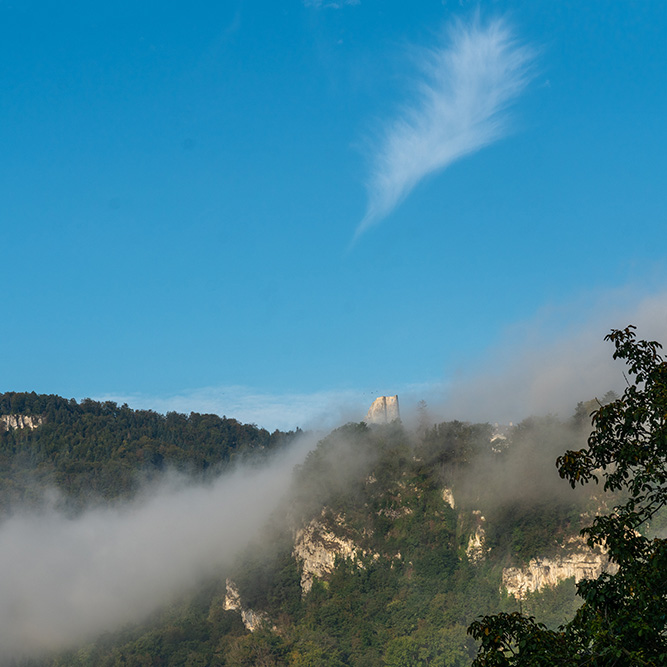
left=0, top=393, right=598, bottom=666
left=0, top=392, right=296, bottom=513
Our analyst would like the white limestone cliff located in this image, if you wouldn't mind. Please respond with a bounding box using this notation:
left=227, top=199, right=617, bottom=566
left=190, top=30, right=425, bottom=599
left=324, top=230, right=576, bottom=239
left=0, top=414, right=43, bottom=430
left=502, top=537, right=617, bottom=599
left=223, top=579, right=268, bottom=632
left=293, top=512, right=367, bottom=595
left=466, top=512, right=489, bottom=564
left=364, top=396, right=400, bottom=425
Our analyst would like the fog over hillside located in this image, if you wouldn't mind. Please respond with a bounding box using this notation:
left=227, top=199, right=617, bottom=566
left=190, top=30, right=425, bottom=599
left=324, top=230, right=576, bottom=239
left=0, top=435, right=320, bottom=662
left=0, top=408, right=591, bottom=661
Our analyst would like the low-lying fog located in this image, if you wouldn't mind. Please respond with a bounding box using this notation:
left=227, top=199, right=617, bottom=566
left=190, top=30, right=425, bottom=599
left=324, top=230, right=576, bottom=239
left=0, top=434, right=319, bottom=662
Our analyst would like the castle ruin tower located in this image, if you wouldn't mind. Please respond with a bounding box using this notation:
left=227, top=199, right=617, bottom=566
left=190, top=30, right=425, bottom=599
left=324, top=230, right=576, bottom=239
left=364, top=395, right=400, bottom=425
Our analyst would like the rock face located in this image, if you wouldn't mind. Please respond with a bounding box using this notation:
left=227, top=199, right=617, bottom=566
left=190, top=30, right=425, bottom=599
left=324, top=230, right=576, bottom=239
left=502, top=537, right=617, bottom=599
left=364, top=396, right=400, bottom=425
left=0, top=414, right=43, bottom=430
left=293, top=513, right=365, bottom=594
left=223, top=579, right=268, bottom=632
left=466, top=512, right=489, bottom=564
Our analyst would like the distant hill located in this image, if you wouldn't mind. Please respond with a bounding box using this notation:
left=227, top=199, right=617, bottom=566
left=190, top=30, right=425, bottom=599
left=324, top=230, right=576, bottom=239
left=0, top=391, right=297, bottom=512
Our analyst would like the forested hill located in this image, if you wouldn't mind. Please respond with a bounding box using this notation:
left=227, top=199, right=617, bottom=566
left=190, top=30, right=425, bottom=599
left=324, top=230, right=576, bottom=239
left=0, top=391, right=297, bottom=509
left=0, top=392, right=611, bottom=666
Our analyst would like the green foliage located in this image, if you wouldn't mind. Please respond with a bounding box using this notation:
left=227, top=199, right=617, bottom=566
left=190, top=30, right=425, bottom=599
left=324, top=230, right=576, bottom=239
left=484, top=500, right=580, bottom=564
left=519, top=578, right=580, bottom=631
left=291, top=421, right=374, bottom=518
left=0, top=392, right=296, bottom=510
left=469, top=326, right=667, bottom=665
left=415, top=420, right=494, bottom=472
left=224, top=629, right=288, bottom=666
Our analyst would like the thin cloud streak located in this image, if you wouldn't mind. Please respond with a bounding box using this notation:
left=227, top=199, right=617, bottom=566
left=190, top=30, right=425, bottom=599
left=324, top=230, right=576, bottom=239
left=97, top=386, right=371, bottom=432
left=304, top=0, right=359, bottom=8
left=98, top=383, right=442, bottom=433
left=354, top=16, right=534, bottom=241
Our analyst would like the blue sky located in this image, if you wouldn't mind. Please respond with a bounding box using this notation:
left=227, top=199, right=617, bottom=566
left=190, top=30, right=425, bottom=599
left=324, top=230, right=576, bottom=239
left=2, top=1, right=666, bottom=429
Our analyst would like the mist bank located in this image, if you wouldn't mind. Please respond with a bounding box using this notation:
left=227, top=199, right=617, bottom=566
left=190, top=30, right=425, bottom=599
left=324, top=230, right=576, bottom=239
left=0, top=434, right=319, bottom=662
left=435, top=291, right=667, bottom=425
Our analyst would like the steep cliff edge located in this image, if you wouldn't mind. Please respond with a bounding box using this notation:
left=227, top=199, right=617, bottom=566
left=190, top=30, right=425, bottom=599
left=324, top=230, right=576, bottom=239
left=223, top=579, right=269, bottom=632
left=502, top=536, right=617, bottom=598
left=293, top=511, right=370, bottom=594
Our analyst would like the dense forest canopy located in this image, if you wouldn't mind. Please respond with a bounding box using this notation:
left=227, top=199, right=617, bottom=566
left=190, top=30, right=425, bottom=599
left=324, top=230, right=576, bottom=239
left=0, top=391, right=297, bottom=512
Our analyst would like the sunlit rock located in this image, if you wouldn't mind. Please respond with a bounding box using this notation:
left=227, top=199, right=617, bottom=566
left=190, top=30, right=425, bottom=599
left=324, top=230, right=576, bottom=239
left=502, top=536, right=617, bottom=599
left=466, top=512, right=489, bottom=563
left=293, top=512, right=366, bottom=595
left=364, top=396, right=400, bottom=424
left=0, top=414, right=43, bottom=430
left=442, top=487, right=455, bottom=510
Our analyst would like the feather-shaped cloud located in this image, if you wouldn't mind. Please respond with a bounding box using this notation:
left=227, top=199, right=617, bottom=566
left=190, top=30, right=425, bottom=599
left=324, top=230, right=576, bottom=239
left=355, top=16, right=534, bottom=241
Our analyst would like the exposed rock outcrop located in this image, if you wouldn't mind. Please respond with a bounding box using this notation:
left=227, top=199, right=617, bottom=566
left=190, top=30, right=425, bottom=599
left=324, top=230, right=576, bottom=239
left=365, top=396, right=400, bottom=425
left=466, top=512, right=489, bottom=564
left=293, top=513, right=366, bottom=594
left=223, top=579, right=268, bottom=632
left=502, top=537, right=617, bottom=599
left=0, top=414, right=43, bottom=430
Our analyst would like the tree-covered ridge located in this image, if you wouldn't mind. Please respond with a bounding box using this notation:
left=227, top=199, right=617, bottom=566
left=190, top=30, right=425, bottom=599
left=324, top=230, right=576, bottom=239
left=0, top=391, right=601, bottom=666
left=29, top=415, right=591, bottom=666
left=0, top=391, right=297, bottom=509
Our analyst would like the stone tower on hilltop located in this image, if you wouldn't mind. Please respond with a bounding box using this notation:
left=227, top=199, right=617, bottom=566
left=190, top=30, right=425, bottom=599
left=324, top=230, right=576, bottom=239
left=364, top=395, right=400, bottom=425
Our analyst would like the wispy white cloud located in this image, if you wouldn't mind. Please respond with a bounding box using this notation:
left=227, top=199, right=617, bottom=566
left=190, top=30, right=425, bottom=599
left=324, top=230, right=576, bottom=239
left=354, top=15, right=534, bottom=241
left=97, top=383, right=442, bottom=433
left=97, top=386, right=368, bottom=432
